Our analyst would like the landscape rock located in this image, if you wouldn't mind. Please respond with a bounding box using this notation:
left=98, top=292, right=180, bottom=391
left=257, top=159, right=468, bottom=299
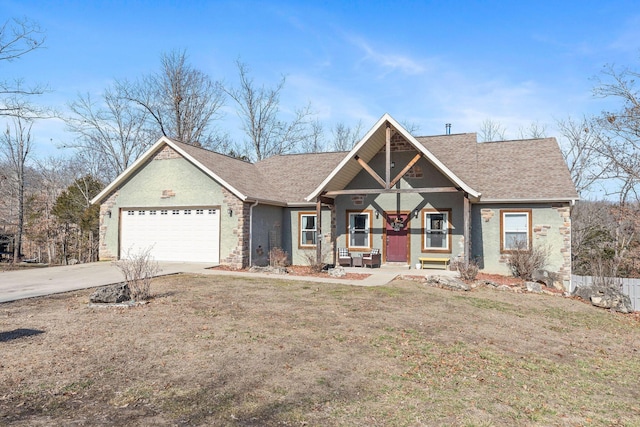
left=90, top=283, right=131, bottom=303
left=425, top=275, right=470, bottom=291
left=328, top=267, right=346, bottom=278
left=496, top=285, right=513, bottom=292
left=573, top=284, right=633, bottom=313
left=249, top=266, right=288, bottom=275
left=526, top=281, right=543, bottom=293
left=532, top=269, right=564, bottom=290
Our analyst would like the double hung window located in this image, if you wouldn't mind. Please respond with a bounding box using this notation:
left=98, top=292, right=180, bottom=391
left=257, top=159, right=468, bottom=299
left=299, top=213, right=317, bottom=247
left=423, top=210, right=450, bottom=251
left=348, top=212, right=371, bottom=249
left=501, top=210, right=531, bottom=251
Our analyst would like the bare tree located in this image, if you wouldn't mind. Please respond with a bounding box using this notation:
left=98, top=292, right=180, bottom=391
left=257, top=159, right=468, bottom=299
left=518, top=121, right=547, bottom=139
left=0, top=18, right=47, bottom=116
left=301, top=119, right=326, bottom=153
left=225, top=60, right=315, bottom=161
left=332, top=120, right=363, bottom=151
left=478, top=119, right=507, bottom=142
left=400, top=120, right=421, bottom=135
left=121, top=49, right=226, bottom=148
left=0, top=103, right=34, bottom=262
left=556, top=115, right=611, bottom=195
left=65, top=86, right=154, bottom=181
left=592, top=63, right=640, bottom=203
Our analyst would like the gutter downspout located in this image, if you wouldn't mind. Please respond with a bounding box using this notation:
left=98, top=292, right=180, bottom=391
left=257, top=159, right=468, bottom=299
left=248, top=200, right=259, bottom=267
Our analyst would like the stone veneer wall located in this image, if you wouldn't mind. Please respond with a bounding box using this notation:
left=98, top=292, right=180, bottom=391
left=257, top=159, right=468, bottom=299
left=98, top=190, right=119, bottom=261
left=154, top=145, right=182, bottom=160
left=220, top=187, right=250, bottom=269
left=552, top=204, right=572, bottom=283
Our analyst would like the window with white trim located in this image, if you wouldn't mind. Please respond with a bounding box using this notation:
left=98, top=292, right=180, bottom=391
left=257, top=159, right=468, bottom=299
left=299, top=213, right=317, bottom=247
left=424, top=211, right=449, bottom=250
left=502, top=211, right=530, bottom=251
left=348, top=212, right=370, bottom=249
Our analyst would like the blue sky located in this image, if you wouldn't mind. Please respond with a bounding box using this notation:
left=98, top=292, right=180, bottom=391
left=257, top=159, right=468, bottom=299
left=3, top=0, right=640, bottom=162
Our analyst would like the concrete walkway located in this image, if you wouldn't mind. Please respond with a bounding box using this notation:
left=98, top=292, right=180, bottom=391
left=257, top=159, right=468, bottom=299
left=189, top=264, right=458, bottom=287
left=0, top=262, right=458, bottom=303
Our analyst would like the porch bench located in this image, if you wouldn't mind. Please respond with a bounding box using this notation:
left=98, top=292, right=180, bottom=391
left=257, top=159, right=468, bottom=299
left=419, top=257, right=450, bottom=270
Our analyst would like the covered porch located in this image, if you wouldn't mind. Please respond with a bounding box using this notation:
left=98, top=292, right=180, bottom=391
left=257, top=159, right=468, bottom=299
left=306, top=114, right=480, bottom=269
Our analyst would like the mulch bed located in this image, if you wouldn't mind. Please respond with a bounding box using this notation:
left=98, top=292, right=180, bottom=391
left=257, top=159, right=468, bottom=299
left=211, top=264, right=371, bottom=280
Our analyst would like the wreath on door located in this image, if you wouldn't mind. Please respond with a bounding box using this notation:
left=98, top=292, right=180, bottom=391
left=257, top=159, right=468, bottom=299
left=391, top=217, right=404, bottom=232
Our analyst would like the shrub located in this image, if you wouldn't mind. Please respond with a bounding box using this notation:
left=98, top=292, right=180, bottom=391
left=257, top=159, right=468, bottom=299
left=269, top=247, right=289, bottom=267
left=302, top=249, right=328, bottom=273
left=457, top=259, right=479, bottom=281
left=506, top=240, right=549, bottom=280
left=114, top=247, right=159, bottom=301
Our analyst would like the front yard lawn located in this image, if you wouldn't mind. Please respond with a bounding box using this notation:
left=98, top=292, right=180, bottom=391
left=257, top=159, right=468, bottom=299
left=1, top=274, right=639, bottom=426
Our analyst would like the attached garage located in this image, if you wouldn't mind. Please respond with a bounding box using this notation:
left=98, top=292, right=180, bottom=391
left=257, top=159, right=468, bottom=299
left=120, top=207, right=220, bottom=263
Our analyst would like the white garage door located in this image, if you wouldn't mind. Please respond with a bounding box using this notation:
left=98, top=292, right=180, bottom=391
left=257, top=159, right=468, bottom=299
left=120, top=207, right=220, bottom=263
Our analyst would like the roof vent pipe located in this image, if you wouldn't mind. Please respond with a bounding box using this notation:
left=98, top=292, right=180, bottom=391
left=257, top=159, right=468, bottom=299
left=445, top=123, right=451, bottom=135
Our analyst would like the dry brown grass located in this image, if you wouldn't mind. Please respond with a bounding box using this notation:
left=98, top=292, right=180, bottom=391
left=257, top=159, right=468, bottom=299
left=1, top=274, right=639, bottom=426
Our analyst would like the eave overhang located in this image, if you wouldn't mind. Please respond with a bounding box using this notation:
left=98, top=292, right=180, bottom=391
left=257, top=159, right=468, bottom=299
left=91, top=136, right=249, bottom=205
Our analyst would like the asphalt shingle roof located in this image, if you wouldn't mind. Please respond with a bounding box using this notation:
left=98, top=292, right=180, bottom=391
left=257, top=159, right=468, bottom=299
left=418, top=134, right=579, bottom=201
left=173, top=132, right=577, bottom=205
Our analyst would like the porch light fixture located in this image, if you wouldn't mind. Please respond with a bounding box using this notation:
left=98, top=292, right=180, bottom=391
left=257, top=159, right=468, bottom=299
left=375, top=210, right=380, bottom=219
left=106, top=210, right=112, bottom=218
left=227, top=208, right=233, bottom=217
left=391, top=161, right=395, bottom=168
left=414, top=209, right=419, bottom=218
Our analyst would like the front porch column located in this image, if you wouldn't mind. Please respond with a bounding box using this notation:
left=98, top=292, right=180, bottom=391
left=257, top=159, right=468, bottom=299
left=463, top=193, right=470, bottom=264
left=316, top=198, right=322, bottom=264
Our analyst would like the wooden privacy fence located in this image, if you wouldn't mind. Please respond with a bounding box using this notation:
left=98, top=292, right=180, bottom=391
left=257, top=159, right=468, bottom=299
left=571, top=275, right=640, bottom=312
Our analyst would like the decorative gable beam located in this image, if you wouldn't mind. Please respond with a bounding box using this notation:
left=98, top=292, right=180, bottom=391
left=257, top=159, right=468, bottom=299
left=354, top=155, right=386, bottom=188
left=385, top=123, right=391, bottom=189
left=389, top=152, right=422, bottom=188
left=324, top=187, right=458, bottom=196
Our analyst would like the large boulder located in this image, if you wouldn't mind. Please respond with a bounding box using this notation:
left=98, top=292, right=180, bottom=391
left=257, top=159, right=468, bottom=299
left=573, top=283, right=633, bottom=314
left=532, top=269, right=564, bottom=290
left=525, top=281, right=543, bottom=293
left=90, top=283, right=131, bottom=303
left=328, top=267, right=346, bottom=278
left=425, top=275, right=470, bottom=291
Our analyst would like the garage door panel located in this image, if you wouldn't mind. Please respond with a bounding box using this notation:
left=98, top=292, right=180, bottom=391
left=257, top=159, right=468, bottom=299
left=120, top=207, right=219, bottom=263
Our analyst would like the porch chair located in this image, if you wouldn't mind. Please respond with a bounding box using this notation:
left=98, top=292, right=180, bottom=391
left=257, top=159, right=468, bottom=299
left=337, top=248, right=352, bottom=267
left=362, top=248, right=381, bottom=268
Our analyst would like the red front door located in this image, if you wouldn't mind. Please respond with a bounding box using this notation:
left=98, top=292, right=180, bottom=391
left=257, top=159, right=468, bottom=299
left=385, top=213, right=409, bottom=262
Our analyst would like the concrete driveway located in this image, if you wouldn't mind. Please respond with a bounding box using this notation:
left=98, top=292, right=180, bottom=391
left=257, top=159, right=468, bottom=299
left=0, top=262, right=213, bottom=303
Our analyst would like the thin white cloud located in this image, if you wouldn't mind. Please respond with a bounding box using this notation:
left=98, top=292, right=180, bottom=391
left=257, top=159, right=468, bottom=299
left=347, top=35, right=428, bottom=76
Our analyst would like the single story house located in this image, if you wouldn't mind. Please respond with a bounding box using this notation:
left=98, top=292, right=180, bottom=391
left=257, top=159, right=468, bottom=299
left=91, top=113, right=578, bottom=288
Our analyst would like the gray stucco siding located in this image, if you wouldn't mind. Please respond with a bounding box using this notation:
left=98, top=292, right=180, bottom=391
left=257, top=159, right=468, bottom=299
left=250, top=204, right=284, bottom=266
left=100, top=156, right=239, bottom=261
left=471, top=203, right=572, bottom=283
left=285, top=207, right=333, bottom=266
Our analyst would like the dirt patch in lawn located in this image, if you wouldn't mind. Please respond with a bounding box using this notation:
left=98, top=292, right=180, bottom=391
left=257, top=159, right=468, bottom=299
left=1, top=275, right=639, bottom=426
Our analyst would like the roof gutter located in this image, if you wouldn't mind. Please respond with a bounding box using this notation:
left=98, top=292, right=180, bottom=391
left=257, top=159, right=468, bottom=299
left=245, top=197, right=287, bottom=207
left=475, top=197, right=580, bottom=204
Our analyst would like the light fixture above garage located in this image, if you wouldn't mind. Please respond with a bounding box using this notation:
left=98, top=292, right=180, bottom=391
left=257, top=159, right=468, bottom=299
left=227, top=208, right=233, bottom=216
